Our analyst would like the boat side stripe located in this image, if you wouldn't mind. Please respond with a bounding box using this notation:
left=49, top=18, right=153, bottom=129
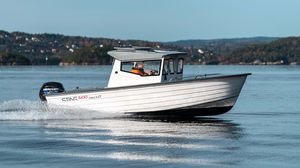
left=73, top=86, right=242, bottom=108
left=81, top=91, right=240, bottom=112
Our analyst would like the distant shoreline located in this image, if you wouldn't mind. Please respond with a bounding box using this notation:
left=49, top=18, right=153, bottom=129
left=2, top=30, right=300, bottom=66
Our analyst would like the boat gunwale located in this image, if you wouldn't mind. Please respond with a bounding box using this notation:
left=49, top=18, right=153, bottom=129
left=46, top=73, right=251, bottom=97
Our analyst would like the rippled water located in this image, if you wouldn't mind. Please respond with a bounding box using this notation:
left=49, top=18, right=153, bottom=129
left=1, top=65, right=300, bottom=167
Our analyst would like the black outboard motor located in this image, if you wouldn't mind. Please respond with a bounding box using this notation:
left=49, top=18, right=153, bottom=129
left=39, top=82, right=65, bottom=101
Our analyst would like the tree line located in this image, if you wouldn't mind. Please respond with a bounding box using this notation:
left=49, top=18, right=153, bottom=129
left=1, top=30, right=300, bottom=65
left=224, top=37, right=300, bottom=64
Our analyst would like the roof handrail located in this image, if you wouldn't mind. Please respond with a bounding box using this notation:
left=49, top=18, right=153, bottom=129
left=114, top=46, right=154, bottom=52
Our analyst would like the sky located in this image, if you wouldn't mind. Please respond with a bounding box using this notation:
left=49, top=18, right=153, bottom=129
left=0, top=0, right=300, bottom=41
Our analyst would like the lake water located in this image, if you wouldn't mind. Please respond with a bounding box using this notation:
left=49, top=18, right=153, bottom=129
left=0, top=65, right=300, bottom=168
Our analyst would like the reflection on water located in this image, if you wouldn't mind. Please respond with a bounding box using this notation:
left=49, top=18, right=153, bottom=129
left=122, top=116, right=243, bottom=139
left=40, top=117, right=243, bottom=166
left=0, top=117, right=244, bottom=167
left=42, top=117, right=243, bottom=140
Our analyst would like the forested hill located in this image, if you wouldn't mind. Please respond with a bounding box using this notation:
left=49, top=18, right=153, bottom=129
left=1, top=30, right=300, bottom=65
left=167, top=37, right=278, bottom=56
left=225, top=37, right=300, bottom=64
left=0, top=30, right=175, bottom=65
left=167, top=37, right=278, bottom=47
left=167, top=36, right=300, bottom=65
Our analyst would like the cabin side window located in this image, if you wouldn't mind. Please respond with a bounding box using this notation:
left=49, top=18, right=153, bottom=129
left=120, top=62, right=134, bottom=72
left=163, top=59, right=169, bottom=75
left=177, top=58, right=184, bottom=74
left=121, top=60, right=161, bottom=76
left=169, top=59, right=175, bottom=74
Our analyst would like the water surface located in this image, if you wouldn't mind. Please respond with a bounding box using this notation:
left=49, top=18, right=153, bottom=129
left=0, top=65, right=300, bottom=167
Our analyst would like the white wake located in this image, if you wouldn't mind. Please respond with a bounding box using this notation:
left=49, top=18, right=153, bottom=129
left=0, top=99, right=123, bottom=120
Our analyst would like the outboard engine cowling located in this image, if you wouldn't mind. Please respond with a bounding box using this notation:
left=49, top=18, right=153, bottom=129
left=39, top=82, right=65, bottom=101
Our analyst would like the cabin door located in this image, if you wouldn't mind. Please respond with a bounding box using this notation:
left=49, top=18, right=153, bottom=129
left=162, top=58, right=184, bottom=82
left=162, top=59, right=178, bottom=82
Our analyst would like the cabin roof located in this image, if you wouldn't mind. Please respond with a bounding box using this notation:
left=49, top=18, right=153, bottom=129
left=107, top=47, right=186, bottom=61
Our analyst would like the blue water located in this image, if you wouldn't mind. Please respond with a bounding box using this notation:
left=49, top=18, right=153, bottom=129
left=0, top=65, right=300, bottom=167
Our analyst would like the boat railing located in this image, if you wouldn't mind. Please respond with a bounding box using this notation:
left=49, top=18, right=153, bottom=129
left=183, top=73, right=221, bottom=80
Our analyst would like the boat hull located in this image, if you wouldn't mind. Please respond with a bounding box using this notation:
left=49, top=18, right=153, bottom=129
left=45, top=74, right=250, bottom=116
left=131, top=98, right=235, bottom=116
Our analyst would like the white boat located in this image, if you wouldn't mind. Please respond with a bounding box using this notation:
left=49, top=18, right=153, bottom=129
left=39, top=47, right=251, bottom=116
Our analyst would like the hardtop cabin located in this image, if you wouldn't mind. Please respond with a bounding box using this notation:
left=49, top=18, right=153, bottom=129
left=107, top=47, right=186, bottom=88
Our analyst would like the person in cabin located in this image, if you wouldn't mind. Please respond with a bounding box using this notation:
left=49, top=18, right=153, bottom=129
left=131, top=62, right=148, bottom=76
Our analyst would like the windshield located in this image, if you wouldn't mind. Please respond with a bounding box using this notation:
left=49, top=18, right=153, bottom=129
left=121, top=60, right=161, bottom=76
